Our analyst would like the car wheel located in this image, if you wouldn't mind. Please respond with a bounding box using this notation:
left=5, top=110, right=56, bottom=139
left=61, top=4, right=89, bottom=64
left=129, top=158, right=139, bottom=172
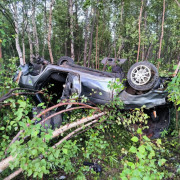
left=127, top=61, right=158, bottom=91
left=57, top=56, right=74, bottom=66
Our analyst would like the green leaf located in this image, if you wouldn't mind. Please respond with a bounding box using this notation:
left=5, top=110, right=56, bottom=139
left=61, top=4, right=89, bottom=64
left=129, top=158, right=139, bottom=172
left=17, top=100, right=26, bottom=108
left=131, top=136, right=138, bottom=142
left=33, top=172, right=38, bottom=178
left=137, top=128, right=142, bottom=134
left=38, top=172, right=43, bottom=178
left=138, top=145, right=145, bottom=154
left=54, top=150, right=60, bottom=158
left=143, top=136, right=150, bottom=141
left=158, top=159, right=166, bottom=166
left=32, top=149, right=38, bottom=156
left=0, top=127, right=5, bottom=130
left=27, top=169, right=32, bottom=176
left=127, top=161, right=135, bottom=169
left=129, top=146, right=137, bottom=153
left=156, top=139, right=162, bottom=145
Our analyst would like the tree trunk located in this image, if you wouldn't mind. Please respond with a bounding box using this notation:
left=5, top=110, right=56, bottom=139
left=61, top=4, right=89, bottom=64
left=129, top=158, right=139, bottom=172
left=22, top=38, right=25, bottom=64
left=117, top=38, right=124, bottom=58
left=83, top=8, right=89, bottom=67
left=95, top=11, right=99, bottom=70
left=88, top=7, right=96, bottom=68
left=157, top=0, right=165, bottom=69
left=28, top=29, right=33, bottom=63
left=0, top=40, right=2, bottom=59
left=42, top=0, right=48, bottom=58
left=21, top=2, right=27, bottom=64
left=48, top=0, right=55, bottom=64
left=12, top=3, right=24, bottom=65
left=145, top=43, right=152, bottom=61
left=32, top=0, right=39, bottom=57
left=121, top=1, right=124, bottom=23
left=137, top=0, right=144, bottom=62
left=65, top=38, right=67, bottom=56
left=142, top=5, right=147, bottom=61
left=69, top=0, right=75, bottom=59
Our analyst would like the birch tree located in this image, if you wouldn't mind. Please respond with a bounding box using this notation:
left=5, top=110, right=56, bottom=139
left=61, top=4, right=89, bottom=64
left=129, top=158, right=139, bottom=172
left=157, top=0, right=165, bottom=69
left=88, top=7, right=96, bottom=68
left=32, top=0, right=39, bottom=57
left=137, top=0, right=144, bottom=62
left=48, top=0, right=55, bottom=64
left=12, top=3, right=24, bottom=65
left=69, top=0, right=75, bottom=59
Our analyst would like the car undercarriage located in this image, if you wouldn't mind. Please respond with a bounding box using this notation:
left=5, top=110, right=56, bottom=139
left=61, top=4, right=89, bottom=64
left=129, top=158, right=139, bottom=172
left=14, top=56, right=172, bottom=138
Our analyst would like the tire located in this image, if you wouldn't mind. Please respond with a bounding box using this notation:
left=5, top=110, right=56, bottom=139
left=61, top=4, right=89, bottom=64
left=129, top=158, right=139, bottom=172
left=127, top=61, right=158, bottom=91
left=57, top=56, right=74, bottom=66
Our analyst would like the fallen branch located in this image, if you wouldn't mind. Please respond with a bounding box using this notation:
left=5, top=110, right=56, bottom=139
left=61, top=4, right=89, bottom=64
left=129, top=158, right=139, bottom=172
left=0, top=112, right=105, bottom=173
left=3, top=168, right=23, bottom=180
left=52, top=112, right=105, bottom=139
left=5, top=131, right=23, bottom=155
left=3, top=117, right=104, bottom=180
left=67, top=118, right=107, bottom=140
left=6, top=101, right=99, bottom=153
left=32, top=101, right=98, bottom=121
left=53, top=119, right=98, bottom=148
left=0, top=88, right=41, bottom=102
left=0, top=155, right=14, bottom=173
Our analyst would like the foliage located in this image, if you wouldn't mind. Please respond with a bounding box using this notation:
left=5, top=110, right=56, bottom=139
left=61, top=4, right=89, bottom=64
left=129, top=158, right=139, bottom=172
left=0, top=0, right=179, bottom=67
left=120, top=129, right=165, bottom=180
left=168, top=72, right=180, bottom=110
left=0, top=0, right=180, bottom=179
left=1, top=62, right=180, bottom=179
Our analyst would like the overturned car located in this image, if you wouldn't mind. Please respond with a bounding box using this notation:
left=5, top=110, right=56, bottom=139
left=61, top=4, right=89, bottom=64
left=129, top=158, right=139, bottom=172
left=15, top=56, right=172, bottom=138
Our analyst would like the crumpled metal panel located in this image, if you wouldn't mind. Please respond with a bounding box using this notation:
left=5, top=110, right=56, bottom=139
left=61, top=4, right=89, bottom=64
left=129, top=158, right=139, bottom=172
left=81, top=76, right=115, bottom=102
left=119, top=90, right=168, bottom=109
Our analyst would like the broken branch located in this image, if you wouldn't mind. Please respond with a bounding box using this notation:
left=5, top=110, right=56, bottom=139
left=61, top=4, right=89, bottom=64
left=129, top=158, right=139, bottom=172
left=3, top=168, right=23, bottom=180
left=6, top=101, right=99, bottom=149
left=3, top=117, right=104, bottom=180
left=0, top=112, right=105, bottom=173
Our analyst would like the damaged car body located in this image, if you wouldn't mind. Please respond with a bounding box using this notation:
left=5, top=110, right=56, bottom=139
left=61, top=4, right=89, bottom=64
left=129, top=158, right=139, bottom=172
left=15, top=56, right=172, bottom=138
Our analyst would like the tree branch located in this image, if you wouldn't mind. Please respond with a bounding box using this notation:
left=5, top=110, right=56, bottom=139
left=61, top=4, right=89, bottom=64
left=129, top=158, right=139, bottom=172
left=5, top=102, right=99, bottom=154
left=0, top=112, right=105, bottom=173
left=3, top=168, right=23, bottom=180
left=174, top=0, right=180, bottom=7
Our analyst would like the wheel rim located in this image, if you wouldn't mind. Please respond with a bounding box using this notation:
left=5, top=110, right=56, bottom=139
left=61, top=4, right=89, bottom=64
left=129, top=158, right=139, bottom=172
left=130, top=65, right=151, bottom=85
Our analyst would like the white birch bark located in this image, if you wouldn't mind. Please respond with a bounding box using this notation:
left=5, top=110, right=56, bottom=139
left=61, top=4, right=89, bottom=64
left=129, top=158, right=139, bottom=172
left=32, top=0, right=39, bottom=57
left=69, top=0, right=75, bottom=59
left=83, top=8, right=89, bottom=67
left=48, top=0, right=55, bottom=64
left=42, top=0, right=48, bottom=58
left=27, top=27, right=34, bottom=63
left=12, top=3, right=24, bottom=65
